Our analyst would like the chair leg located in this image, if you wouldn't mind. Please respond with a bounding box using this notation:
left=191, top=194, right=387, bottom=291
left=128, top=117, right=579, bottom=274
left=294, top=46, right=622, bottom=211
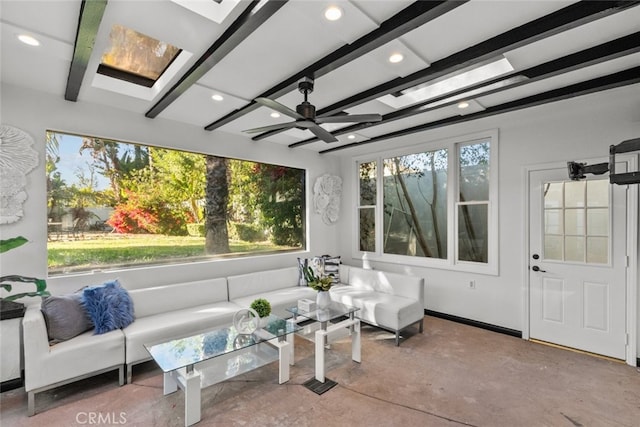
left=27, top=391, right=35, bottom=416
left=126, top=364, right=133, bottom=384
left=395, top=331, right=400, bottom=346
left=119, top=365, right=125, bottom=386
left=419, top=319, right=424, bottom=333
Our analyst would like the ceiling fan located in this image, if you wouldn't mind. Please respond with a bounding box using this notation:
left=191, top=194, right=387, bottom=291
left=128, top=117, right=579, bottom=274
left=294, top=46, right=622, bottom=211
left=243, top=77, right=382, bottom=143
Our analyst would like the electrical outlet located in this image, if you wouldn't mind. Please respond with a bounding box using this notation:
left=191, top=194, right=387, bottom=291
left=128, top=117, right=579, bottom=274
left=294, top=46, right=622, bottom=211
left=469, top=280, right=476, bottom=289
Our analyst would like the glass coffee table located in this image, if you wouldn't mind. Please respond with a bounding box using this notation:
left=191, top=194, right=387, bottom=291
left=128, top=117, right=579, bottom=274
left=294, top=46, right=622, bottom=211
left=145, top=315, right=300, bottom=426
left=286, top=301, right=361, bottom=393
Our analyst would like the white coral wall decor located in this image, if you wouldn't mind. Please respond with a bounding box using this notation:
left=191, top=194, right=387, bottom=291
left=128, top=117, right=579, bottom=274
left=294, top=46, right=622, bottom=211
left=0, top=125, right=39, bottom=224
left=313, top=174, right=342, bottom=225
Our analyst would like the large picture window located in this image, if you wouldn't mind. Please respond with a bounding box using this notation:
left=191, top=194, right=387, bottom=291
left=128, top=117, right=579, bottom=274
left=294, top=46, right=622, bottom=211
left=355, top=132, right=498, bottom=274
left=46, top=132, right=305, bottom=275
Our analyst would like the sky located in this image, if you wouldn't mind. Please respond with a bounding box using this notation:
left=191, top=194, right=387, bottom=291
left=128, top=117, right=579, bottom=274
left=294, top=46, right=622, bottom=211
left=54, top=133, right=112, bottom=191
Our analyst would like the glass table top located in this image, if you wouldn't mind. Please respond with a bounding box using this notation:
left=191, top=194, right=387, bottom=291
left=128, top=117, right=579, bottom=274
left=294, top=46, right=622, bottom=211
left=286, top=301, right=359, bottom=323
left=145, top=315, right=300, bottom=373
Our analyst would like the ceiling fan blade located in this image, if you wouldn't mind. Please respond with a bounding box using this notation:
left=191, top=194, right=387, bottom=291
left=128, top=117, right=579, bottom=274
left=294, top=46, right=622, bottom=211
left=243, top=121, right=298, bottom=134
left=254, top=97, right=304, bottom=120
left=316, top=113, right=382, bottom=124
left=306, top=124, right=338, bottom=143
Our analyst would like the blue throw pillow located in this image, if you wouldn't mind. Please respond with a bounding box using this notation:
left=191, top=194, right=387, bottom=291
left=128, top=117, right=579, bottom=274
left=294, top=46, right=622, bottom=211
left=81, top=279, right=135, bottom=334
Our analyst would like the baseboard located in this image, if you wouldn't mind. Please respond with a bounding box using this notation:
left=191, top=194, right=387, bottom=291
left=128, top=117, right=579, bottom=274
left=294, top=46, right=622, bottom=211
left=0, top=376, right=23, bottom=393
left=425, top=310, right=522, bottom=338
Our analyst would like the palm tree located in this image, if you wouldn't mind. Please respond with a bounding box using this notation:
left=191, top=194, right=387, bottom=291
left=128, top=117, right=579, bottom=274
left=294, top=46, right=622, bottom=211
left=204, top=155, right=230, bottom=254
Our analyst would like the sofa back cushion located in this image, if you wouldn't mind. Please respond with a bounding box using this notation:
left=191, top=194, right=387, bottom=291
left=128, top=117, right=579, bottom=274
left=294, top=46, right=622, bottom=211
left=227, top=267, right=299, bottom=300
left=128, top=278, right=229, bottom=318
left=348, top=267, right=424, bottom=300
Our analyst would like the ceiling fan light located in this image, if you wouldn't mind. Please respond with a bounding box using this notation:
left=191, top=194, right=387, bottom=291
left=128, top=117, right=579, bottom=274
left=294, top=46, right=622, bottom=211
left=389, top=53, right=404, bottom=64
left=324, top=5, right=342, bottom=21
left=18, top=34, right=40, bottom=46
left=211, top=94, right=224, bottom=101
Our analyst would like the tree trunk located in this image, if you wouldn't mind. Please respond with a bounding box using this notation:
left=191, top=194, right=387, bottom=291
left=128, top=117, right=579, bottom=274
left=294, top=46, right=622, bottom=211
left=428, top=155, right=443, bottom=258
left=392, top=158, right=432, bottom=257
left=204, top=155, right=230, bottom=254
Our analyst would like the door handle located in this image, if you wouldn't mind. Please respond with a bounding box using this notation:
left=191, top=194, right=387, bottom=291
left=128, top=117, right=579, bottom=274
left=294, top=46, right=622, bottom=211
left=532, top=265, right=546, bottom=273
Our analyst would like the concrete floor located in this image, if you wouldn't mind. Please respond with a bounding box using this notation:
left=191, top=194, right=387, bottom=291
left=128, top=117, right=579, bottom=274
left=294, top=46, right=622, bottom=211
left=1, top=316, right=639, bottom=426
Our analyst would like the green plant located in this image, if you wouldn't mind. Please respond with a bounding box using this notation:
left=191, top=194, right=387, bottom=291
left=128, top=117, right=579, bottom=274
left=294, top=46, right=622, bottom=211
left=1, top=237, right=50, bottom=302
left=303, top=265, right=333, bottom=292
left=250, top=298, right=271, bottom=318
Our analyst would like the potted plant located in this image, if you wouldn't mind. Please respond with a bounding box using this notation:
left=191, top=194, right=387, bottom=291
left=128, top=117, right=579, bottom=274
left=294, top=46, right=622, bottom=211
left=1, top=236, right=50, bottom=319
left=303, top=265, right=333, bottom=309
left=250, top=298, right=271, bottom=318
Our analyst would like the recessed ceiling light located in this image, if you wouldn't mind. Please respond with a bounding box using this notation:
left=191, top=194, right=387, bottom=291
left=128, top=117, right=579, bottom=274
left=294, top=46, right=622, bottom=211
left=270, top=112, right=281, bottom=118
left=211, top=94, right=224, bottom=101
left=324, top=5, right=342, bottom=21
left=389, top=53, right=404, bottom=64
left=458, top=101, right=470, bottom=109
left=17, top=34, right=40, bottom=46
left=347, top=134, right=356, bottom=140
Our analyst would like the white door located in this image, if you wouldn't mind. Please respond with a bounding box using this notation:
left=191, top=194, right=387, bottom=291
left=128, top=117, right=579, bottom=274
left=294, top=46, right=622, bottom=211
left=529, top=164, right=628, bottom=359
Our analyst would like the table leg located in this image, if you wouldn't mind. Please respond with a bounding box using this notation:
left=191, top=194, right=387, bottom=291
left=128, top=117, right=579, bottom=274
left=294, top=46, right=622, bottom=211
left=286, top=327, right=295, bottom=365
left=276, top=340, right=290, bottom=384
left=351, top=319, right=361, bottom=363
left=183, top=368, right=201, bottom=427
left=164, top=371, right=178, bottom=395
left=315, top=329, right=328, bottom=382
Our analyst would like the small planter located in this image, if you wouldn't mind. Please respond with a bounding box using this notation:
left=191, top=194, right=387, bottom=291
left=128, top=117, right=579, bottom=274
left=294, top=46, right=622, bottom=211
left=316, top=291, right=331, bottom=310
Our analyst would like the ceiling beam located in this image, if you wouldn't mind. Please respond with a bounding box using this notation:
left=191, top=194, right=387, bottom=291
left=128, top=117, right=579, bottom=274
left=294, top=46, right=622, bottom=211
left=203, top=0, right=468, bottom=131
left=274, top=0, right=639, bottom=145
left=290, top=31, right=640, bottom=147
left=319, top=66, right=640, bottom=154
left=145, top=0, right=288, bottom=119
left=314, top=1, right=639, bottom=116
left=64, top=0, right=108, bottom=102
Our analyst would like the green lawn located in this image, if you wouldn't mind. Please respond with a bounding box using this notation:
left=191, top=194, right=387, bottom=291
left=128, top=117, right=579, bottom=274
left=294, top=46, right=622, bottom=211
left=48, top=234, right=294, bottom=274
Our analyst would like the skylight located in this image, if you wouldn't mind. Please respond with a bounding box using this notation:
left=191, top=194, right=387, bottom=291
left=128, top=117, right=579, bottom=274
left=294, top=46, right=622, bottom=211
left=97, top=24, right=181, bottom=88
left=377, top=57, right=515, bottom=109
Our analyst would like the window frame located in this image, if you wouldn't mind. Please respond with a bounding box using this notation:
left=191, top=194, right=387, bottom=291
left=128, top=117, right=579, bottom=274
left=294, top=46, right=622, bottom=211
left=353, top=130, right=499, bottom=275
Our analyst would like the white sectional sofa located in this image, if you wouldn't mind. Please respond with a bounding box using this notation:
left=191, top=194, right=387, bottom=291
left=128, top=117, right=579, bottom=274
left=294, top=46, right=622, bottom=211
left=22, top=263, right=425, bottom=415
left=227, top=266, right=317, bottom=318
left=331, top=265, right=425, bottom=346
left=124, top=277, right=240, bottom=383
left=23, top=305, right=125, bottom=416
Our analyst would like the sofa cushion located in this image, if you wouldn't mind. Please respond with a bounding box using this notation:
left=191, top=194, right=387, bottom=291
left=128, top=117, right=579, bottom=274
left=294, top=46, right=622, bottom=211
left=128, top=278, right=229, bottom=318
left=296, top=258, right=323, bottom=286
left=231, top=286, right=317, bottom=319
left=81, top=280, right=135, bottom=334
left=227, top=267, right=299, bottom=299
left=330, top=285, right=423, bottom=331
left=123, top=301, right=240, bottom=364
left=41, top=292, right=92, bottom=342
left=322, top=255, right=341, bottom=284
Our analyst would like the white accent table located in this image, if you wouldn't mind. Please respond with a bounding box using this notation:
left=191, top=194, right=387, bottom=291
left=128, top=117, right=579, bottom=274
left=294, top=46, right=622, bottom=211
left=286, top=301, right=361, bottom=385
left=145, top=315, right=299, bottom=426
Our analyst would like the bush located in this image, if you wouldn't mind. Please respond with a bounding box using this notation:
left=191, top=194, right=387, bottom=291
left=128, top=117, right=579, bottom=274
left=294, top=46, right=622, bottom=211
left=233, top=222, right=264, bottom=242
left=186, top=223, right=205, bottom=237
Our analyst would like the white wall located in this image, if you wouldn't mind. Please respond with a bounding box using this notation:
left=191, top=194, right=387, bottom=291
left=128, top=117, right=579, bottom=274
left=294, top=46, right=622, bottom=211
left=0, top=83, right=341, bottom=295
left=335, top=85, right=640, bottom=356
left=2, top=81, right=639, bottom=359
